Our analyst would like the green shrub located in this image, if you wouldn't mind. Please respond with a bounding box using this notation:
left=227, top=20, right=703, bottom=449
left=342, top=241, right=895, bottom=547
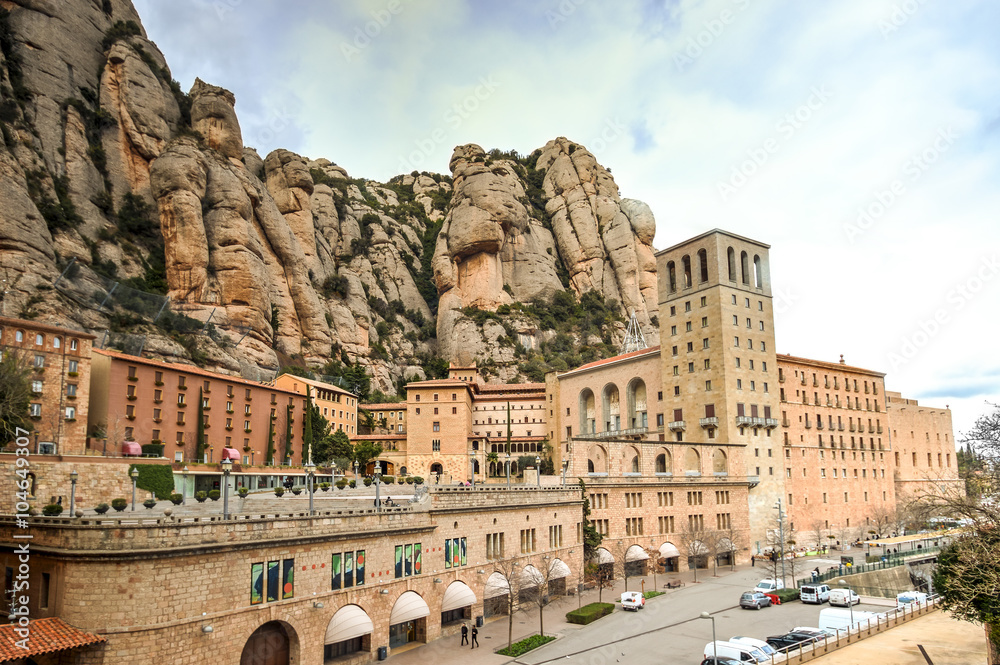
left=496, top=634, right=556, bottom=657
left=128, top=463, right=174, bottom=499
left=169, top=493, right=183, bottom=505
left=140, top=443, right=164, bottom=457
left=335, top=479, right=348, bottom=490
left=566, top=602, right=614, bottom=625
left=405, top=477, right=414, bottom=485
left=208, top=490, right=220, bottom=501
left=381, top=475, right=395, bottom=485
left=363, top=477, right=373, bottom=487
left=413, top=476, right=424, bottom=485
left=274, top=487, right=285, bottom=497
left=238, top=487, right=249, bottom=498
left=42, top=503, right=63, bottom=516
left=195, top=491, right=207, bottom=503
left=319, top=482, right=331, bottom=491
left=94, top=503, right=109, bottom=514
left=643, top=591, right=664, bottom=599
left=111, top=498, right=128, bottom=512
left=774, top=588, right=800, bottom=603
left=142, top=498, right=156, bottom=509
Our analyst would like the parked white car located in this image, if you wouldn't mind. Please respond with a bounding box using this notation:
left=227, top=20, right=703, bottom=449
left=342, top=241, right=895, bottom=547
left=729, top=636, right=777, bottom=658
left=896, top=591, right=928, bottom=609
left=828, top=588, right=860, bottom=607
left=752, top=578, right=785, bottom=594
left=620, top=591, right=645, bottom=611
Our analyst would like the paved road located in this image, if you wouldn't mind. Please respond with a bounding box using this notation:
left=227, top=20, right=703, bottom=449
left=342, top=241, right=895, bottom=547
left=516, top=564, right=889, bottom=665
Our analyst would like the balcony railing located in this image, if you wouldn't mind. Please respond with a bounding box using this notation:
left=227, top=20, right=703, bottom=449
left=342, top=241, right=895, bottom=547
left=735, top=416, right=754, bottom=427
left=699, top=417, right=718, bottom=429
left=593, top=426, right=648, bottom=439
left=877, top=426, right=883, bottom=434
left=668, top=420, right=686, bottom=432
left=782, top=419, right=790, bottom=427
left=868, top=425, right=875, bottom=433
left=764, top=418, right=779, bottom=429
left=804, top=420, right=812, bottom=429
left=837, top=423, right=844, bottom=431
left=817, top=421, right=824, bottom=430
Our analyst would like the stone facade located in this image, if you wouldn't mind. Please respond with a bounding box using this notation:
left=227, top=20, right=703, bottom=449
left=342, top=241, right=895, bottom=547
left=88, top=349, right=307, bottom=465
left=0, top=317, right=95, bottom=455
left=886, top=391, right=963, bottom=502
left=0, top=487, right=582, bottom=665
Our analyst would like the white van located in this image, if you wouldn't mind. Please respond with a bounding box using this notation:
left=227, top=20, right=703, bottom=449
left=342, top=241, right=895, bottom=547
left=620, top=591, right=644, bottom=611
left=828, top=588, right=860, bottom=606
left=703, top=640, right=768, bottom=663
left=818, top=608, right=881, bottom=634
left=753, top=578, right=785, bottom=594
left=729, top=636, right=777, bottom=658
left=800, top=584, right=831, bottom=604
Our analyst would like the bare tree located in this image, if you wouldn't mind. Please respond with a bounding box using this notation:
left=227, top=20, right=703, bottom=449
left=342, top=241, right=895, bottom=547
left=0, top=349, right=31, bottom=446
left=584, top=560, right=614, bottom=604
left=608, top=539, right=634, bottom=592
left=522, top=556, right=564, bottom=638
left=643, top=544, right=662, bottom=590
left=488, top=556, right=528, bottom=650
left=677, top=518, right=710, bottom=583
left=810, top=520, right=827, bottom=551
left=718, top=526, right=744, bottom=572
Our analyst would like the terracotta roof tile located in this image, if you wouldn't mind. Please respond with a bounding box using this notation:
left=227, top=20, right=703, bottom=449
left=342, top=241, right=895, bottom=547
left=565, top=346, right=661, bottom=374
left=478, top=383, right=545, bottom=392
left=360, top=403, right=407, bottom=410
left=0, top=617, right=105, bottom=662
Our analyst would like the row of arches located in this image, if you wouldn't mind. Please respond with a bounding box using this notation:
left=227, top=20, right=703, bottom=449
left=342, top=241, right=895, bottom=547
left=665, top=246, right=768, bottom=293
left=665, top=249, right=710, bottom=291
left=586, top=444, right=729, bottom=476
left=579, top=378, right=648, bottom=435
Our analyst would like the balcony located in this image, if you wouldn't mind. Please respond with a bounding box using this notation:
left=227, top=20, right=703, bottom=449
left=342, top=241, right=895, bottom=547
left=751, top=417, right=766, bottom=428
left=813, top=378, right=819, bottom=387
left=668, top=420, right=686, bottom=432
left=699, top=417, right=718, bottom=429
left=816, top=421, right=824, bottom=430
left=849, top=424, right=856, bottom=432
left=782, top=419, right=790, bottom=427
left=877, top=426, right=883, bottom=434
left=747, top=475, right=760, bottom=489
left=764, top=418, right=779, bottom=429
left=735, top=416, right=754, bottom=427
left=837, top=423, right=844, bottom=431
left=778, top=374, right=785, bottom=383
left=868, top=425, right=875, bottom=433
left=593, top=426, right=648, bottom=439
left=804, top=420, right=812, bottom=429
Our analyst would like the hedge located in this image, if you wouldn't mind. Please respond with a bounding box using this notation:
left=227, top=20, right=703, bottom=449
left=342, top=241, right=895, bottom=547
left=496, top=634, right=556, bottom=657
left=774, top=588, right=800, bottom=603
left=566, top=602, right=614, bottom=625
left=140, top=443, right=164, bottom=457
left=128, top=463, right=174, bottom=499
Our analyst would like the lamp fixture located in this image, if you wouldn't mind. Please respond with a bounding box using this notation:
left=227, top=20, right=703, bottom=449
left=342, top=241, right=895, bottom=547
left=202, top=625, right=214, bottom=633
left=313, top=601, right=324, bottom=609
left=433, top=578, right=442, bottom=583
left=379, top=589, right=389, bottom=595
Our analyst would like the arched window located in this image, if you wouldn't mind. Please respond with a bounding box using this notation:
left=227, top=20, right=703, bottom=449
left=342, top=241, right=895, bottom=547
left=587, top=444, right=608, bottom=475
left=579, top=389, right=596, bottom=435
left=667, top=261, right=677, bottom=292
left=684, top=448, right=701, bottom=475
left=53, top=337, right=61, bottom=349
left=602, top=384, right=620, bottom=432
left=740, top=251, right=750, bottom=285
left=623, top=446, right=640, bottom=474
left=626, top=379, right=647, bottom=430
left=682, top=255, right=692, bottom=288
left=655, top=454, right=666, bottom=474
left=35, top=333, right=43, bottom=346
left=712, top=449, right=728, bottom=475
left=698, top=249, right=709, bottom=283
left=15, top=330, right=24, bottom=342
left=588, top=459, right=595, bottom=473
left=431, top=463, right=444, bottom=475
left=727, top=248, right=736, bottom=282
left=753, top=255, right=762, bottom=288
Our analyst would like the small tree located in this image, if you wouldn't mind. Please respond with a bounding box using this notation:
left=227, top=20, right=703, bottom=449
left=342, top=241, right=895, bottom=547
left=677, top=519, right=710, bottom=583
left=489, top=557, right=528, bottom=650
left=0, top=349, right=31, bottom=445
left=584, top=560, right=614, bottom=604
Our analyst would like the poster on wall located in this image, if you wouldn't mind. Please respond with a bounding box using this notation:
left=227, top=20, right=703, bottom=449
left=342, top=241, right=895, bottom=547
left=356, top=550, right=365, bottom=585
left=331, top=553, right=342, bottom=590
left=282, top=559, right=294, bottom=599
left=267, top=561, right=280, bottom=602
left=250, top=563, right=263, bottom=605
left=345, top=551, right=354, bottom=587
left=395, top=545, right=403, bottom=578
left=414, top=543, right=422, bottom=575
left=404, top=544, right=413, bottom=576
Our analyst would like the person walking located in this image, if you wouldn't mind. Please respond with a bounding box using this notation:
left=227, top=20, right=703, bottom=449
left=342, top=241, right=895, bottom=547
left=460, top=623, right=468, bottom=646
left=471, top=625, right=479, bottom=648
left=751, top=554, right=755, bottom=567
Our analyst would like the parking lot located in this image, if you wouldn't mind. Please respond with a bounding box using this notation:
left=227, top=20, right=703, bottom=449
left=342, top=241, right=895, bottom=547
left=515, top=562, right=893, bottom=665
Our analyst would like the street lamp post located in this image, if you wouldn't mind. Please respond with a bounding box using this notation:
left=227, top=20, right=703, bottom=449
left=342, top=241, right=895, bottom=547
left=353, top=461, right=358, bottom=483
left=69, top=470, right=78, bottom=516
left=838, top=579, right=855, bottom=628
left=374, top=469, right=382, bottom=512
left=470, top=450, right=476, bottom=489
left=130, top=466, right=139, bottom=511
left=505, top=452, right=511, bottom=489
left=700, top=612, right=716, bottom=661
left=535, top=455, right=541, bottom=488
left=181, top=466, right=189, bottom=505
left=221, top=458, right=232, bottom=520
left=775, top=499, right=787, bottom=587
left=304, top=457, right=316, bottom=517
left=561, top=459, right=569, bottom=486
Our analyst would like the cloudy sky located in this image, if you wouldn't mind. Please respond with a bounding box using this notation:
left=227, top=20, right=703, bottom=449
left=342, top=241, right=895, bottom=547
left=132, top=0, right=1000, bottom=439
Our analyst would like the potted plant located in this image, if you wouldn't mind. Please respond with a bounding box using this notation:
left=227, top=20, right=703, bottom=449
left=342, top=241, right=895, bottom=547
left=319, top=482, right=330, bottom=491
left=94, top=503, right=110, bottom=515
left=413, top=476, right=424, bottom=485
left=348, top=479, right=356, bottom=489
left=170, top=493, right=183, bottom=505
left=238, top=487, right=249, bottom=498
left=405, top=477, right=414, bottom=485
left=274, top=487, right=284, bottom=497
left=195, top=491, right=207, bottom=503
left=382, top=475, right=395, bottom=485
left=143, top=498, right=156, bottom=510
left=363, top=477, right=373, bottom=487
left=291, top=487, right=302, bottom=495
left=208, top=490, right=221, bottom=501
left=335, top=479, right=348, bottom=490
left=42, top=503, right=63, bottom=516
left=111, top=498, right=128, bottom=512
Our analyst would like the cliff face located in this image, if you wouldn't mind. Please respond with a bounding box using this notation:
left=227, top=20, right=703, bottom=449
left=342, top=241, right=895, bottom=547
left=0, top=1, right=659, bottom=394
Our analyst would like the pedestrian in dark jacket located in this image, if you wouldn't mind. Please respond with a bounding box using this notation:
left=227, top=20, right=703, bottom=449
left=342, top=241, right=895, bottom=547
left=460, top=623, right=468, bottom=645
left=471, top=626, right=479, bottom=648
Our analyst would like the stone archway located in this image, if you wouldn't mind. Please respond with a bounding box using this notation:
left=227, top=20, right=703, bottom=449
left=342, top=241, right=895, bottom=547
left=240, top=621, right=298, bottom=665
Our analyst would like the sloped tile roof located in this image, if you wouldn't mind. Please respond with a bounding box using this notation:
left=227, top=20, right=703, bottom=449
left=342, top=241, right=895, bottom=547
left=0, top=617, right=105, bottom=662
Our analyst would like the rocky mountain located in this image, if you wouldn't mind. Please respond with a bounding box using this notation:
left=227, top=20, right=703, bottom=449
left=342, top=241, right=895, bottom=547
left=0, top=0, right=659, bottom=396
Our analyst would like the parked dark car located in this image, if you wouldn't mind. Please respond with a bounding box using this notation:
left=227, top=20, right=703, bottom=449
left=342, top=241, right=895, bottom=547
left=699, top=658, right=743, bottom=665
left=739, top=591, right=772, bottom=610
left=765, top=631, right=822, bottom=652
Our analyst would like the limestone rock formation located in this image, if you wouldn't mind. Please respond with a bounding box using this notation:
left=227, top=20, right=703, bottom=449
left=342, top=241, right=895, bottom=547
left=0, top=0, right=660, bottom=396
